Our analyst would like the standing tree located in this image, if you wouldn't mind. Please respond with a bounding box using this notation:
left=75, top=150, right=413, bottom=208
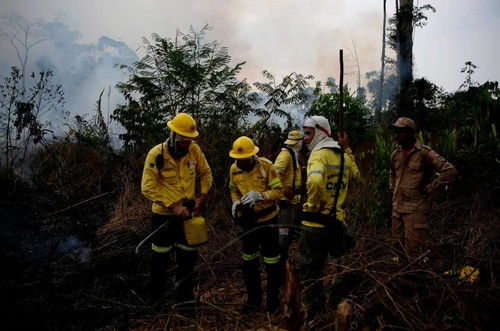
left=0, top=67, right=66, bottom=179
left=375, top=0, right=388, bottom=123
left=0, top=13, right=52, bottom=88
left=0, top=67, right=23, bottom=173
left=395, top=0, right=414, bottom=112
left=459, top=61, right=479, bottom=91
left=252, top=70, right=314, bottom=153
left=113, top=26, right=260, bottom=194
left=306, top=82, right=372, bottom=150
left=114, top=25, right=257, bottom=155
left=388, top=1, right=435, bottom=116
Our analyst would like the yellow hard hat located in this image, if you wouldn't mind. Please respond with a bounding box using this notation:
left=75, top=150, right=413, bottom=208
left=229, top=136, right=259, bottom=159
left=167, top=113, right=199, bottom=138
left=284, top=130, right=304, bottom=145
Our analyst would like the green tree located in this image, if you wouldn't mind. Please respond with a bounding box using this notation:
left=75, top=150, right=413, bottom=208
left=387, top=2, right=435, bottom=114
left=113, top=25, right=257, bottom=155
left=459, top=61, right=479, bottom=91
left=251, top=70, right=314, bottom=154
left=366, top=67, right=398, bottom=121
left=403, top=77, right=447, bottom=133
left=306, top=81, right=372, bottom=150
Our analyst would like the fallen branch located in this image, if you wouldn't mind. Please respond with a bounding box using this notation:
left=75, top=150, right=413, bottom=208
left=49, top=191, right=115, bottom=216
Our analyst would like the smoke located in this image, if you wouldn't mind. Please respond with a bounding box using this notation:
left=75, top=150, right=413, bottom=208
left=0, top=13, right=138, bottom=147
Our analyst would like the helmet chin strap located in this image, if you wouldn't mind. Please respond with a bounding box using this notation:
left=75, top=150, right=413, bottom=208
left=168, top=132, right=189, bottom=158
left=236, top=156, right=255, bottom=171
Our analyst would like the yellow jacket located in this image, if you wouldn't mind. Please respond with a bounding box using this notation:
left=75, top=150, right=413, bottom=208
left=274, top=148, right=302, bottom=204
left=303, top=147, right=359, bottom=227
left=141, top=141, right=213, bottom=215
left=229, top=157, right=284, bottom=222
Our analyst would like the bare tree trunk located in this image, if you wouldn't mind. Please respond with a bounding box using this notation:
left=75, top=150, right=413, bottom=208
left=348, top=39, right=362, bottom=92
left=396, top=0, right=414, bottom=112
left=0, top=14, right=51, bottom=90
left=376, top=0, right=387, bottom=123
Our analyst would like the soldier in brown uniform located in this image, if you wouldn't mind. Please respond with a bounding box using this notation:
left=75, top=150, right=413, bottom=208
left=389, top=117, right=457, bottom=258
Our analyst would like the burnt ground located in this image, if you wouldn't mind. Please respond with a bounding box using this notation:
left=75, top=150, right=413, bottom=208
left=0, top=187, right=151, bottom=330
left=2, top=185, right=500, bottom=330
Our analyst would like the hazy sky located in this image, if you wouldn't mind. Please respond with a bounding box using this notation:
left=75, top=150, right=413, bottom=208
left=1, top=0, right=499, bottom=94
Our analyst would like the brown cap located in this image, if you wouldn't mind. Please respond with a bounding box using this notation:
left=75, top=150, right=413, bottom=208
left=390, top=117, right=416, bottom=131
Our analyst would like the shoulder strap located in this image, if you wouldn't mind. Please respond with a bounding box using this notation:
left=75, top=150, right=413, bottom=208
left=155, top=143, right=164, bottom=170
left=331, top=148, right=345, bottom=219
left=284, top=146, right=298, bottom=190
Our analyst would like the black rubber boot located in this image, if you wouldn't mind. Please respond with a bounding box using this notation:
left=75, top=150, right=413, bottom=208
left=241, top=259, right=262, bottom=313
left=174, top=249, right=198, bottom=303
left=265, top=262, right=282, bottom=314
left=278, top=245, right=289, bottom=286
left=150, top=251, right=169, bottom=309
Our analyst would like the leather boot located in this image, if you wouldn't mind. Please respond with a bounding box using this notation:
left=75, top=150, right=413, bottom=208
left=265, top=262, right=282, bottom=314
left=241, top=259, right=262, bottom=313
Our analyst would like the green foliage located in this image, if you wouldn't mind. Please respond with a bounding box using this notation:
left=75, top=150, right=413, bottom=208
left=459, top=61, right=479, bottom=90
left=306, top=82, right=372, bottom=149
left=396, top=77, right=447, bottom=132
left=0, top=66, right=66, bottom=181
left=387, top=3, right=436, bottom=52
left=350, top=131, right=394, bottom=228
left=112, top=25, right=263, bottom=205
left=113, top=25, right=256, bottom=156
left=70, top=90, right=113, bottom=155
left=365, top=66, right=398, bottom=117
left=442, top=81, right=500, bottom=195
left=0, top=66, right=23, bottom=172
left=251, top=70, right=314, bottom=156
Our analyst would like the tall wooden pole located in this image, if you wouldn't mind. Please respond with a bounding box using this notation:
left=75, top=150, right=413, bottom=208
left=339, top=49, right=344, bottom=135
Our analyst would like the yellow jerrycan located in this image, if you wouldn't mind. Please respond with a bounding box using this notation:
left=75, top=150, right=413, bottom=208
left=183, top=216, right=208, bottom=246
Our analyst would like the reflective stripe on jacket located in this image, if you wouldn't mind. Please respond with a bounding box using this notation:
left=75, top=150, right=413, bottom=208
left=229, top=157, right=283, bottom=222
left=141, top=141, right=213, bottom=215
left=274, top=148, right=302, bottom=204
left=389, top=140, right=457, bottom=213
left=302, top=147, right=359, bottom=227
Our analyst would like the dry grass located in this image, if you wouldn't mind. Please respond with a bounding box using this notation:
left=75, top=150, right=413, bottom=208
left=91, top=180, right=500, bottom=330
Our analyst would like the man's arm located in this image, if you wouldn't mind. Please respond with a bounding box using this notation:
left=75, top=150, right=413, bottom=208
left=425, top=150, right=458, bottom=195
left=195, top=144, right=213, bottom=194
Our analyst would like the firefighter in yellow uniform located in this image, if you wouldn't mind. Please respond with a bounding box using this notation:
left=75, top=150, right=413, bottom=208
left=141, top=113, right=213, bottom=308
left=228, top=136, right=284, bottom=314
left=273, top=130, right=304, bottom=275
left=299, top=116, right=360, bottom=321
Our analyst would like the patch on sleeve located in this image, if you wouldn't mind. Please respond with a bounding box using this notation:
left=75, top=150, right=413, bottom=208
left=149, top=163, right=155, bottom=169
